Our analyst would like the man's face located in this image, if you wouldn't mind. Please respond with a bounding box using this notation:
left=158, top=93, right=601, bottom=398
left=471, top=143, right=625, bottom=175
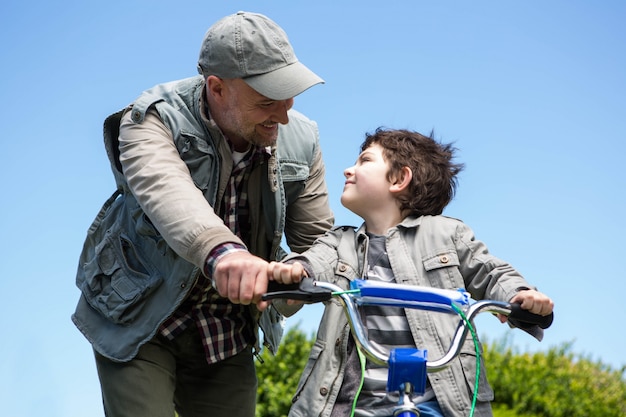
left=210, top=78, right=294, bottom=151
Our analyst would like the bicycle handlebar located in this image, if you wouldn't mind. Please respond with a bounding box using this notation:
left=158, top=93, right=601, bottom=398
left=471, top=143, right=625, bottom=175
left=263, top=278, right=553, bottom=371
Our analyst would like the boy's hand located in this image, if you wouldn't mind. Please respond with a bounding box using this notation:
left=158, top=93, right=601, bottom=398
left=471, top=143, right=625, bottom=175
left=267, top=261, right=306, bottom=306
left=498, top=289, right=554, bottom=323
left=267, top=261, right=306, bottom=284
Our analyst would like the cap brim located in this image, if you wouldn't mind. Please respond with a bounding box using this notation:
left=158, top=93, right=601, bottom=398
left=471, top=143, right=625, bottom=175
left=243, top=61, right=324, bottom=101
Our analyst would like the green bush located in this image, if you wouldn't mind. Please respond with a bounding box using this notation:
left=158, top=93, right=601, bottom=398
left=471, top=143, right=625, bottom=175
left=255, top=327, right=315, bottom=417
left=485, top=336, right=626, bottom=417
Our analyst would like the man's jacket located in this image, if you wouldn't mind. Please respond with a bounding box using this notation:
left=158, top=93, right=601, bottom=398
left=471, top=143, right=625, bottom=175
left=72, top=75, right=333, bottom=362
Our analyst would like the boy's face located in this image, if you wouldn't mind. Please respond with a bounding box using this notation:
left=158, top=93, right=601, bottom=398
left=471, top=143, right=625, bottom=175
left=341, top=143, right=395, bottom=216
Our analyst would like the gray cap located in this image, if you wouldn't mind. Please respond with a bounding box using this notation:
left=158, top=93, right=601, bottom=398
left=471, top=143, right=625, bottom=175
left=197, top=11, right=324, bottom=100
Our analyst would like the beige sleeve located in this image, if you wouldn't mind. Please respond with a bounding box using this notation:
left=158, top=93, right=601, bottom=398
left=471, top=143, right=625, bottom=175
left=118, top=108, right=243, bottom=270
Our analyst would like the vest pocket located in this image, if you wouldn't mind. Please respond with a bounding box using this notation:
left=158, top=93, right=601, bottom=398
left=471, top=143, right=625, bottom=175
left=80, top=227, right=163, bottom=325
left=177, top=131, right=215, bottom=192
left=280, top=161, right=308, bottom=204
left=280, top=160, right=309, bottom=181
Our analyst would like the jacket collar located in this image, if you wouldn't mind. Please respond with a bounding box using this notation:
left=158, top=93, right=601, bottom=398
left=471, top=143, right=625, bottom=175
left=355, top=215, right=424, bottom=240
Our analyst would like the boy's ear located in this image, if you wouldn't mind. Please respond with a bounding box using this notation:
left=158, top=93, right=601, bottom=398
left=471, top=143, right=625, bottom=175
left=390, top=166, right=412, bottom=193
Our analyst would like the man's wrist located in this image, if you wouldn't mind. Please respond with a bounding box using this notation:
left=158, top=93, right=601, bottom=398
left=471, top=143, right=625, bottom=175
left=205, top=242, right=248, bottom=282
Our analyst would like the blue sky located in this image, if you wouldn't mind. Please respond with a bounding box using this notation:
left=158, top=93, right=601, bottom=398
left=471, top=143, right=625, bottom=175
left=1, top=1, right=624, bottom=416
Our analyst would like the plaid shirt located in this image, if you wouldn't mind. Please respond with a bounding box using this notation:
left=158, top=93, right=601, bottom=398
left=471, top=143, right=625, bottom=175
left=159, top=145, right=270, bottom=364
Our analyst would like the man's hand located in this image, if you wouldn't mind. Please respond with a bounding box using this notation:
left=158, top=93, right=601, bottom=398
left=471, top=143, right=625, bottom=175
left=213, top=251, right=271, bottom=311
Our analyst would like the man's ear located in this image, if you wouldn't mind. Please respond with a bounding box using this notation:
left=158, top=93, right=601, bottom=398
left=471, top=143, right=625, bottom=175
left=206, top=75, right=225, bottom=100
left=390, top=166, right=412, bottom=194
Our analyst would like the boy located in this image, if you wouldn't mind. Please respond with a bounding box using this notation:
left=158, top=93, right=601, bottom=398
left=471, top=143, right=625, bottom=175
left=269, top=128, right=554, bottom=417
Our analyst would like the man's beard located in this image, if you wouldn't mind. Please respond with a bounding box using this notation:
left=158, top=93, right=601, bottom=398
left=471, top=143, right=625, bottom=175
left=246, top=128, right=278, bottom=148
left=222, top=105, right=278, bottom=149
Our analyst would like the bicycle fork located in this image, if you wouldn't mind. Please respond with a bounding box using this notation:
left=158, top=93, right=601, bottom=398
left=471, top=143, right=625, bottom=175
left=393, top=383, right=420, bottom=417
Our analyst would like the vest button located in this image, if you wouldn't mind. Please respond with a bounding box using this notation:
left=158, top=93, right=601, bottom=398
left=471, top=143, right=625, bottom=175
left=319, top=387, right=328, bottom=396
left=131, top=110, right=141, bottom=122
left=440, top=255, right=450, bottom=264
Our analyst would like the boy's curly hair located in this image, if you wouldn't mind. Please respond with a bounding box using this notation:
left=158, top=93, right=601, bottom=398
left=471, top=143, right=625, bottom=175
left=361, top=128, right=464, bottom=216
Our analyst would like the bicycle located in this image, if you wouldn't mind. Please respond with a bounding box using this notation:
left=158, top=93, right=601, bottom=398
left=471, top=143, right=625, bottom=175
left=263, top=278, right=553, bottom=417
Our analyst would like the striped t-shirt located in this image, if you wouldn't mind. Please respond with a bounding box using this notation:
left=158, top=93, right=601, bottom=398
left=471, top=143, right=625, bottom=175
left=351, top=234, right=435, bottom=417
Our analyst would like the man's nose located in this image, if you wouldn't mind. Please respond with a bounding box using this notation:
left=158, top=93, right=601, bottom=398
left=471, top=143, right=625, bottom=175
left=275, top=98, right=293, bottom=124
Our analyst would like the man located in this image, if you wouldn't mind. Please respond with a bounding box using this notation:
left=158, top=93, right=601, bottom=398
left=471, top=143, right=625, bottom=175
left=72, top=11, right=334, bottom=417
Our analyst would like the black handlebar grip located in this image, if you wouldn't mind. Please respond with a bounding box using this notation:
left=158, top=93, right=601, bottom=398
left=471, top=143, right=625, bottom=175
left=509, top=303, right=554, bottom=329
left=262, top=278, right=333, bottom=303
left=266, top=281, right=301, bottom=293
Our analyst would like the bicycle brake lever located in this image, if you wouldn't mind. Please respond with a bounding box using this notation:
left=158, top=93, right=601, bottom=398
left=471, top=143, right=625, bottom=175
left=262, top=277, right=333, bottom=303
